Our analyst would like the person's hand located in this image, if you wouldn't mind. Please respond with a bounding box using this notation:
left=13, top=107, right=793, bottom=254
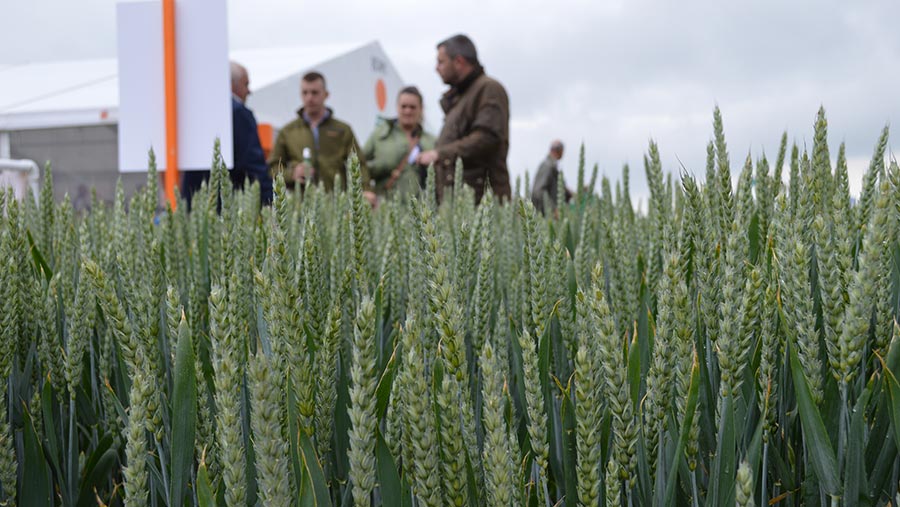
left=292, top=162, right=314, bottom=183
left=417, top=150, right=439, bottom=166
left=363, top=190, right=377, bottom=208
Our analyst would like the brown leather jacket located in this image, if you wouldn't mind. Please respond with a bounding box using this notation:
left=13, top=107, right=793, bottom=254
left=435, top=68, right=511, bottom=203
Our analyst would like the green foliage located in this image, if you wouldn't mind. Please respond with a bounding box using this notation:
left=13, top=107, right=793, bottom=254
left=0, top=107, right=898, bottom=506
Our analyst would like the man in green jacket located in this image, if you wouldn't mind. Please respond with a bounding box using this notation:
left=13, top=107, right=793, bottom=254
left=417, top=34, right=511, bottom=203
left=268, top=71, right=373, bottom=201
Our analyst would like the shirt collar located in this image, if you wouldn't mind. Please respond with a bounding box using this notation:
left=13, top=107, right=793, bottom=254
left=440, top=66, right=485, bottom=113
left=298, top=107, right=332, bottom=125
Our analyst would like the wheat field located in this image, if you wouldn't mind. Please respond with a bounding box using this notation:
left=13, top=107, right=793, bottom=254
left=0, top=107, right=898, bottom=506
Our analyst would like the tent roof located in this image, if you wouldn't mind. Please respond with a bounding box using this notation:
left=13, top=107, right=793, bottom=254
left=0, top=42, right=363, bottom=130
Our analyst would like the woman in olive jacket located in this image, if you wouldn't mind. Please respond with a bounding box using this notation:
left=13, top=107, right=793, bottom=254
left=363, top=86, right=435, bottom=200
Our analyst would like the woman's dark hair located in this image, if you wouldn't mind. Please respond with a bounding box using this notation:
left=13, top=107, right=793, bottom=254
left=397, top=86, right=423, bottom=104
left=380, top=87, right=424, bottom=139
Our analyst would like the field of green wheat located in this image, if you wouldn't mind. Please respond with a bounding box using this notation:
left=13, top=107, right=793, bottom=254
left=0, top=107, right=898, bottom=506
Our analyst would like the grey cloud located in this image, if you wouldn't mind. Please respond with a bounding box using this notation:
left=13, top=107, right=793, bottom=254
left=2, top=0, right=898, bottom=204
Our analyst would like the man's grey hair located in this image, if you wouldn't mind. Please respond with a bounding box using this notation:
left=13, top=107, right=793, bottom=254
left=437, top=34, right=479, bottom=65
left=230, top=61, right=247, bottom=86
left=550, top=140, right=564, bottom=152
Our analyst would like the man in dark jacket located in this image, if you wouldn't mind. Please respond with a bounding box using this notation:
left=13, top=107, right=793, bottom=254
left=531, top=140, right=572, bottom=215
left=181, top=62, right=273, bottom=207
left=417, top=34, right=511, bottom=203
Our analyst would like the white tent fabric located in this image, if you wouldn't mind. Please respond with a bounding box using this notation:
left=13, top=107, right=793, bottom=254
left=0, top=41, right=405, bottom=144
left=0, top=59, right=119, bottom=129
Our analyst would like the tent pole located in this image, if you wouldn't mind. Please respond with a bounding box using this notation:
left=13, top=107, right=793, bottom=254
left=0, top=132, right=10, bottom=159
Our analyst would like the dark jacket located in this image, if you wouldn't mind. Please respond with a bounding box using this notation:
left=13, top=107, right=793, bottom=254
left=268, top=107, right=368, bottom=192
left=435, top=67, right=511, bottom=203
left=532, top=155, right=561, bottom=214
left=181, top=97, right=273, bottom=206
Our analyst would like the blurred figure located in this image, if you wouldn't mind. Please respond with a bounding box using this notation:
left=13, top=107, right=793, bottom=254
left=181, top=61, right=273, bottom=207
left=268, top=71, right=374, bottom=204
left=362, top=86, right=435, bottom=200
left=531, top=140, right=571, bottom=215
left=417, top=34, right=511, bottom=203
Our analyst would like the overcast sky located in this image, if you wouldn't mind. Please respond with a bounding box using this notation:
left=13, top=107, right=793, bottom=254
left=3, top=0, right=899, bottom=205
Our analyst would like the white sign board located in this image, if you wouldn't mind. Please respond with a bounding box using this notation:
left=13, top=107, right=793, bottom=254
left=116, top=0, right=232, bottom=172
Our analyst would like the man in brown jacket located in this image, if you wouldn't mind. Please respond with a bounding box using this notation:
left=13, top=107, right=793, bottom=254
left=417, top=34, right=511, bottom=203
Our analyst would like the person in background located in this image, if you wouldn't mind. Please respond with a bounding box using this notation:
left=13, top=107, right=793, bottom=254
left=362, top=86, right=436, bottom=201
left=181, top=61, right=273, bottom=207
left=531, top=139, right=571, bottom=215
left=268, top=71, right=375, bottom=205
left=417, top=34, right=511, bottom=204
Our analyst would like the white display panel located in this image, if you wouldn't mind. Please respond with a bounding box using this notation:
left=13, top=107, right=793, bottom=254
left=116, top=0, right=232, bottom=173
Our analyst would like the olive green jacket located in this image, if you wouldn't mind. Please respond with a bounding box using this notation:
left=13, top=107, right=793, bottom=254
left=268, top=108, right=368, bottom=191
left=362, top=118, right=435, bottom=199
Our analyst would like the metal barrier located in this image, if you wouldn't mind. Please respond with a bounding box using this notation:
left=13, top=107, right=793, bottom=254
left=0, top=159, right=40, bottom=201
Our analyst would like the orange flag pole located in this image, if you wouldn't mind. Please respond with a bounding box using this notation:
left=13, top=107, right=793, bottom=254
left=162, top=0, right=179, bottom=209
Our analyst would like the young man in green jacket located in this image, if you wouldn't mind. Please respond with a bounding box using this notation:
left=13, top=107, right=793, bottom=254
left=268, top=71, right=374, bottom=204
